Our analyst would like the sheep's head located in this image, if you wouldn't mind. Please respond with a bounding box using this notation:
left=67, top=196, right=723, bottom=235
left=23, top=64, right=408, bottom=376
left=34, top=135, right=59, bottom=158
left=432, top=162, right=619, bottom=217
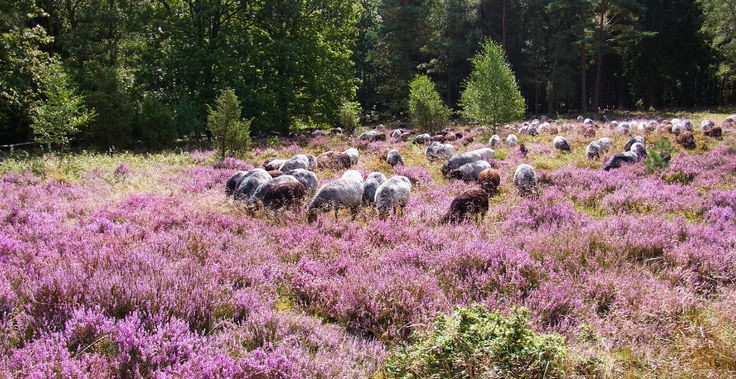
left=440, top=162, right=452, bottom=176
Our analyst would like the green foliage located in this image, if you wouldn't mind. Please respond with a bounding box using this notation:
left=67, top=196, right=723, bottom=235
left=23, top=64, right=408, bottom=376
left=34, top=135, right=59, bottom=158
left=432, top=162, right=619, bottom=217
left=339, top=101, right=362, bottom=134
left=30, top=62, right=95, bottom=154
left=699, top=0, right=736, bottom=82
left=386, top=305, right=568, bottom=378
left=645, top=136, right=675, bottom=173
left=460, top=39, right=525, bottom=131
left=82, top=68, right=134, bottom=149
left=408, top=75, right=451, bottom=134
left=137, top=97, right=177, bottom=149
left=207, top=88, right=251, bottom=159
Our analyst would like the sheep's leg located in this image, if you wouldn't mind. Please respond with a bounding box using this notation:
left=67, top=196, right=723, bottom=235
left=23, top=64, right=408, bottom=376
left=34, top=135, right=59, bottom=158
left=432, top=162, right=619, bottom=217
left=334, top=208, right=339, bottom=221
left=350, top=206, right=359, bottom=221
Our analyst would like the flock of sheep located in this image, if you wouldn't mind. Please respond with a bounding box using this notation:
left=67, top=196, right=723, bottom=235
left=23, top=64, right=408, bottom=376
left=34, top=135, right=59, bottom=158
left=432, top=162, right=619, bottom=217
left=225, top=114, right=732, bottom=224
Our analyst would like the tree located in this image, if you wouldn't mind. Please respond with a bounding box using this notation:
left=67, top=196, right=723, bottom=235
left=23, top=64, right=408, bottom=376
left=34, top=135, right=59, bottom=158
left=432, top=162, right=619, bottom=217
left=700, top=0, right=736, bottom=100
left=460, top=39, right=525, bottom=129
left=30, top=61, right=95, bottom=154
left=207, top=88, right=250, bottom=160
left=408, top=75, right=451, bottom=134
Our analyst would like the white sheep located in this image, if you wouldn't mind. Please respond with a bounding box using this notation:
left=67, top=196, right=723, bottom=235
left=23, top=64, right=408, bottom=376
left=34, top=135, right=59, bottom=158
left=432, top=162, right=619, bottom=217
left=577, top=115, right=585, bottom=122
left=391, top=129, right=403, bottom=139
left=375, top=175, right=412, bottom=220
left=506, top=134, right=518, bottom=146
left=284, top=168, right=319, bottom=198
left=343, top=148, right=359, bottom=166
left=358, top=130, right=378, bottom=141
left=234, top=169, right=272, bottom=201
left=701, top=120, right=715, bottom=132
left=623, top=136, right=645, bottom=152
left=596, top=137, right=612, bottom=152
left=386, top=149, right=404, bottom=167
left=586, top=141, right=602, bottom=160
left=425, top=141, right=454, bottom=162
left=553, top=136, right=571, bottom=152
left=449, top=160, right=491, bottom=182
left=441, top=148, right=494, bottom=176
left=414, top=133, right=431, bottom=144
left=306, top=170, right=364, bottom=223
left=513, top=164, right=538, bottom=198
left=584, top=118, right=594, bottom=126
left=362, top=172, right=387, bottom=206
left=279, top=154, right=310, bottom=172
left=489, top=135, right=500, bottom=148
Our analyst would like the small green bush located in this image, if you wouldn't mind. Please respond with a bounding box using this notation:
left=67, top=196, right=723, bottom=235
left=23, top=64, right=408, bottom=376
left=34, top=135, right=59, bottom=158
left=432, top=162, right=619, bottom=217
left=645, top=136, right=675, bottom=173
left=408, top=75, right=451, bottom=134
left=137, top=97, right=177, bottom=149
left=386, top=305, right=568, bottom=378
left=339, top=101, right=362, bottom=134
left=207, top=88, right=251, bottom=159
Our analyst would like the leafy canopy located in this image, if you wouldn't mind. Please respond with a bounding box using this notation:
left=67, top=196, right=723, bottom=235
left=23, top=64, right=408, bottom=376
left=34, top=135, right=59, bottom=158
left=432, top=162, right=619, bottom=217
left=408, top=75, right=451, bottom=134
left=460, top=38, right=526, bottom=129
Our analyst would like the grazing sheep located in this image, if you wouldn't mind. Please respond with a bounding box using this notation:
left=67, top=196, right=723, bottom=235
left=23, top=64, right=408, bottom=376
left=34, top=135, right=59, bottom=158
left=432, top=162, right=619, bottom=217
left=425, top=141, right=455, bottom=162
left=705, top=125, right=722, bottom=138
left=577, top=115, right=585, bottom=122
left=263, top=158, right=287, bottom=171
left=267, top=170, right=284, bottom=178
left=414, top=133, right=431, bottom=144
left=677, top=131, right=696, bottom=149
left=279, top=154, right=311, bottom=172
left=234, top=169, right=272, bottom=201
left=225, top=171, right=249, bottom=196
left=248, top=175, right=299, bottom=207
left=284, top=169, right=319, bottom=198
left=386, top=149, right=404, bottom=167
left=506, top=134, right=518, bottom=146
left=671, top=122, right=685, bottom=135
left=374, top=133, right=387, bottom=141
left=306, top=170, right=364, bottom=223
left=343, top=148, right=359, bottom=166
left=553, top=136, right=571, bottom=152
left=618, top=122, right=630, bottom=133
left=359, top=130, right=378, bottom=141
left=584, top=118, right=594, bottom=126
left=375, top=175, right=412, bottom=220
left=441, top=148, right=494, bottom=176
left=305, top=154, right=317, bottom=171
left=629, top=142, right=648, bottom=158
left=582, top=127, right=596, bottom=138
left=586, top=141, right=602, bottom=160
left=597, top=137, right=612, bottom=152
left=362, top=172, right=387, bottom=206
left=477, top=168, right=501, bottom=194
left=623, top=136, right=645, bottom=152
left=391, top=129, right=403, bottom=139
left=489, top=135, right=500, bottom=147
left=518, top=143, right=528, bottom=158
left=262, top=181, right=307, bottom=211
left=449, top=160, right=492, bottom=182
left=311, top=130, right=326, bottom=137
left=442, top=188, right=489, bottom=224
left=603, top=151, right=639, bottom=171
left=513, top=164, right=538, bottom=198
left=317, top=151, right=352, bottom=170
left=681, top=119, right=693, bottom=131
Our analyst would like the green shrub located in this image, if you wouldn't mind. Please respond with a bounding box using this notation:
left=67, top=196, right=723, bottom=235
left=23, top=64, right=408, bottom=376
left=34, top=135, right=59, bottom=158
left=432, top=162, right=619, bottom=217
left=137, top=97, right=177, bottom=149
left=207, top=88, right=251, bottom=159
left=386, top=305, right=568, bottom=378
left=339, top=101, right=362, bottom=134
left=408, top=75, right=451, bottom=134
left=645, top=136, right=675, bottom=173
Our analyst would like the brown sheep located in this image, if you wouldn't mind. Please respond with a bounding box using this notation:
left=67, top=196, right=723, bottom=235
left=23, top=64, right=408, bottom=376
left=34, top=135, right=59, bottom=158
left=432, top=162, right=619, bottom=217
left=677, top=131, right=696, bottom=149
left=705, top=125, right=722, bottom=138
left=441, top=189, right=489, bottom=224
left=316, top=152, right=353, bottom=170
left=518, top=143, right=528, bottom=158
left=582, top=128, right=596, bottom=138
left=262, top=181, right=307, bottom=211
left=374, top=133, right=387, bottom=141
left=477, top=168, right=501, bottom=195
left=431, top=134, right=446, bottom=142
left=267, top=170, right=284, bottom=178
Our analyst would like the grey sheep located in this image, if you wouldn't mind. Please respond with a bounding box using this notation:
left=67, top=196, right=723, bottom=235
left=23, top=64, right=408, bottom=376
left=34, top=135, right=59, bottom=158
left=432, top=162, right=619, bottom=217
left=603, top=152, right=639, bottom=171
left=362, top=172, right=387, bottom=206
left=596, top=137, right=612, bottom=152
left=586, top=141, right=602, bottom=160
left=386, top=149, right=404, bottom=167
left=375, top=175, right=412, bottom=220
left=506, top=134, right=518, bottom=146
left=307, top=170, right=364, bottom=223
left=225, top=170, right=249, bottom=196
left=343, top=148, right=359, bottom=166
left=425, top=141, right=455, bottom=162
left=623, top=136, right=645, bottom=153
left=279, top=154, right=311, bottom=172
left=449, top=160, right=491, bottom=182
left=441, top=148, right=494, bottom=176
left=513, top=164, right=538, bottom=198
left=358, top=130, right=378, bottom=141
left=284, top=168, right=319, bottom=198
left=553, top=136, right=571, bottom=152
left=234, top=169, right=272, bottom=201
left=414, top=133, right=431, bottom=145
left=489, top=135, right=500, bottom=148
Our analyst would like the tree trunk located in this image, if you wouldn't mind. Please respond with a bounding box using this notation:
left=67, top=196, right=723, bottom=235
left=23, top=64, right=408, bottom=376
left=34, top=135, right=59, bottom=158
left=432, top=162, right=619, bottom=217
left=581, top=48, right=587, bottom=113
left=593, top=51, right=602, bottom=111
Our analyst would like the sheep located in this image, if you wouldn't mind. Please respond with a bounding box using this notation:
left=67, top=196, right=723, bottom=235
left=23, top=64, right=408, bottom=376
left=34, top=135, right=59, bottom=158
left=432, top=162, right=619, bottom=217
left=623, top=136, right=645, bottom=153
left=262, top=181, right=307, bottom=211
left=263, top=158, right=287, bottom=171
left=671, top=122, right=685, bottom=135
left=358, top=130, right=378, bottom=141
left=234, top=169, right=272, bottom=201
left=584, top=118, right=594, bottom=126
left=677, top=131, right=696, bottom=149
left=705, top=125, right=723, bottom=138
left=528, top=125, right=539, bottom=136
left=225, top=170, right=249, bottom=196
left=618, top=122, right=630, bottom=133
left=603, top=151, right=639, bottom=171
left=374, top=132, right=387, bottom=141
left=425, top=141, right=455, bottom=162
left=553, top=136, right=571, bottom=152
left=267, top=170, right=284, bottom=178
left=518, top=143, right=528, bottom=158
left=577, top=115, right=585, bottom=122
left=317, top=151, right=352, bottom=170
left=414, top=133, right=431, bottom=145
left=506, top=134, right=518, bottom=146
left=362, top=172, right=387, bottom=206
left=306, top=170, right=364, bottom=223
left=582, top=127, right=596, bottom=138
left=375, top=175, right=412, bottom=220
left=391, top=129, right=403, bottom=139
left=681, top=119, right=694, bottom=131
left=586, top=141, right=602, bottom=161
left=279, top=154, right=311, bottom=172
left=441, top=189, right=489, bottom=224
left=343, top=148, right=359, bottom=166
left=441, top=148, right=494, bottom=176
left=513, top=164, right=538, bottom=198
left=629, top=142, right=648, bottom=158
left=449, top=160, right=492, bottom=182
left=305, top=154, right=317, bottom=171
left=489, top=135, right=500, bottom=148
left=386, top=149, right=404, bottom=167
left=311, top=130, right=326, bottom=137
left=477, top=168, right=501, bottom=194
left=247, top=175, right=300, bottom=207
left=284, top=168, right=319, bottom=198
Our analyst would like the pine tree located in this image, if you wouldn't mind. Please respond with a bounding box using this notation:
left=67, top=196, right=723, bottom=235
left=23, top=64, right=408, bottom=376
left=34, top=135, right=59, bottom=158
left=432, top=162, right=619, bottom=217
left=207, top=88, right=251, bottom=159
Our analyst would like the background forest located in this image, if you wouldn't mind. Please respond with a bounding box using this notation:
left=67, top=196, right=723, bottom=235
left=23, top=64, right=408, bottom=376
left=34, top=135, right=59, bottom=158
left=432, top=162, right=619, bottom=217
left=1, top=0, right=735, bottom=149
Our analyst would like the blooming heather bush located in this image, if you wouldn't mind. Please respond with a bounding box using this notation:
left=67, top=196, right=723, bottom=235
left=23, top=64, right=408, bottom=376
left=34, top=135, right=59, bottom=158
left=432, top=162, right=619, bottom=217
left=390, top=164, right=433, bottom=187
left=212, top=157, right=254, bottom=171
